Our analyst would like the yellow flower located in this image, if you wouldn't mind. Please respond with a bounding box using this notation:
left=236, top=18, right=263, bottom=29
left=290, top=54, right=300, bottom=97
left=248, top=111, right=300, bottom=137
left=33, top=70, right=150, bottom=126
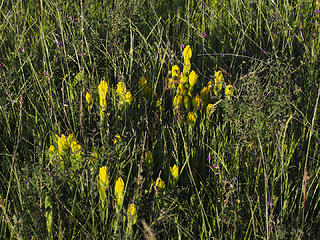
left=70, top=140, right=81, bottom=153
left=176, top=84, right=186, bottom=96
left=200, top=87, right=209, bottom=103
left=98, top=166, right=109, bottom=189
left=207, top=81, right=213, bottom=89
left=145, top=151, right=153, bottom=167
left=98, top=81, right=108, bottom=108
left=48, top=145, right=55, bottom=154
left=115, top=177, right=125, bottom=210
left=183, top=45, right=192, bottom=61
left=225, top=84, right=233, bottom=100
left=180, top=74, right=188, bottom=84
left=214, top=71, right=223, bottom=83
left=155, top=177, right=165, bottom=190
left=116, top=82, right=127, bottom=99
left=85, top=91, right=94, bottom=111
left=189, top=70, right=198, bottom=88
left=184, top=96, right=190, bottom=110
left=127, top=203, right=137, bottom=224
left=168, top=78, right=176, bottom=89
left=187, top=112, right=197, bottom=127
left=139, top=77, right=147, bottom=88
left=125, top=91, right=133, bottom=104
left=214, top=71, right=223, bottom=96
left=97, top=166, right=108, bottom=203
left=113, top=134, right=121, bottom=145
left=206, top=103, right=215, bottom=115
left=170, top=165, right=179, bottom=180
left=173, top=94, right=182, bottom=109
left=183, top=58, right=191, bottom=73
left=57, top=134, right=68, bottom=156
left=192, top=96, right=201, bottom=111
left=172, top=65, right=180, bottom=79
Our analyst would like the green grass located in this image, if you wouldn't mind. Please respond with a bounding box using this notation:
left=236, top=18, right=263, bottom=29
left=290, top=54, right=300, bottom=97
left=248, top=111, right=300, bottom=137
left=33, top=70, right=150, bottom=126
left=1, top=0, right=320, bottom=239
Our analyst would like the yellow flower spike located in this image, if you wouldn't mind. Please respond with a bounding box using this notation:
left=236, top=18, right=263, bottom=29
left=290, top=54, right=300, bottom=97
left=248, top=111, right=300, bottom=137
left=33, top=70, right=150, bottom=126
left=125, top=91, right=133, bottom=104
left=98, top=80, right=108, bottom=108
left=176, top=84, right=186, bottom=96
left=97, top=166, right=108, bottom=203
left=183, top=58, right=191, bottom=73
left=214, top=71, right=224, bottom=83
left=139, top=77, right=147, bottom=88
left=206, top=103, right=215, bottom=115
left=189, top=70, right=198, bottom=88
left=145, top=151, right=153, bottom=167
left=173, top=94, right=182, bottom=109
left=85, top=91, right=94, bottom=111
left=214, top=71, right=223, bottom=96
left=155, top=177, right=165, bottom=190
left=99, top=98, right=107, bottom=110
left=187, top=112, right=197, bottom=128
left=200, top=87, right=209, bottom=103
left=184, top=96, right=190, bottom=110
left=180, top=74, right=188, bottom=84
left=98, top=166, right=109, bottom=189
left=172, top=65, right=181, bottom=79
left=182, top=45, right=192, bottom=61
left=48, top=145, right=55, bottom=155
left=115, top=177, right=125, bottom=210
left=57, top=134, right=68, bottom=156
left=70, top=140, right=81, bottom=154
left=127, top=203, right=137, bottom=224
left=113, top=134, right=121, bottom=145
left=225, top=84, right=234, bottom=100
left=192, top=96, right=201, bottom=111
left=170, top=165, right=179, bottom=180
left=116, top=82, right=127, bottom=99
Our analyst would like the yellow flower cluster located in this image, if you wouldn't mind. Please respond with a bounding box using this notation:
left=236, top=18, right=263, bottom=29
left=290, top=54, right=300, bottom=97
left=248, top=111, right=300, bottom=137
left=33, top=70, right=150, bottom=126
left=212, top=70, right=234, bottom=100
left=52, top=133, right=83, bottom=171
left=155, top=177, right=165, bottom=190
left=85, top=91, right=94, bottom=111
left=56, top=134, right=82, bottom=156
left=170, top=164, right=179, bottom=180
left=187, top=112, right=197, bottom=127
left=86, top=79, right=135, bottom=121
left=116, top=81, right=133, bottom=106
left=127, top=203, right=137, bottom=224
left=213, top=71, right=223, bottom=96
left=97, top=166, right=109, bottom=202
left=115, top=177, right=125, bottom=212
left=169, top=45, right=199, bottom=113
left=183, top=45, right=192, bottom=73
left=98, top=80, right=108, bottom=109
left=225, top=84, right=234, bottom=100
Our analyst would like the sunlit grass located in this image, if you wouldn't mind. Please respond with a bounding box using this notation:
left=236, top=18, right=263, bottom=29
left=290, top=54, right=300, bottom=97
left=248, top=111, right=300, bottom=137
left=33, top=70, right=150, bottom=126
left=0, top=0, right=320, bottom=239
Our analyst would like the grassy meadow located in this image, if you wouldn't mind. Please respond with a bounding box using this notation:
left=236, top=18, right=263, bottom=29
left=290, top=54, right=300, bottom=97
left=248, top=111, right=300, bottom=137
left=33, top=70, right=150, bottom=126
left=1, top=0, right=320, bottom=239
